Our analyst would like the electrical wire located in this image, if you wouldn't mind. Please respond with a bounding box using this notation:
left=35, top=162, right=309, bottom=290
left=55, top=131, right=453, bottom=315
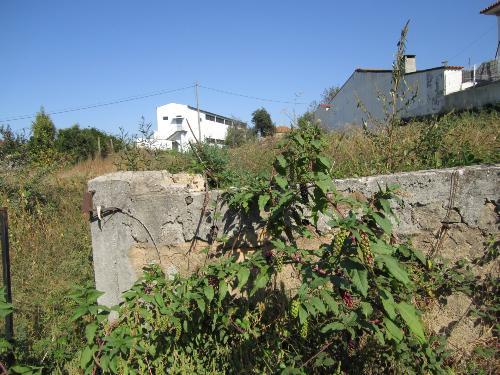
left=199, top=85, right=307, bottom=105
left=0, top=83, right=307, bottom=123
left=0, top=85, right=195, bottom=122
left=447, top=25, right=495, bottom=63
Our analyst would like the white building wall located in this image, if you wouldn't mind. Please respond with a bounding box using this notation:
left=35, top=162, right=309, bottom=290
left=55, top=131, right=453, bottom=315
left=315, top=68, right=458, bottom=130
left=154, top=103, right=231, bottom=151
left=444, top=70, right=463, bottom=94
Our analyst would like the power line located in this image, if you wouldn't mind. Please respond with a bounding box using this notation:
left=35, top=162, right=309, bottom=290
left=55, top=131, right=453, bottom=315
left=0, top=83, right=307, bottom=123
left=199, top=85, right=307, bottom=105
left=0, top=85, right=195, bottom=122
left=447, top=25, right=495, bottom=63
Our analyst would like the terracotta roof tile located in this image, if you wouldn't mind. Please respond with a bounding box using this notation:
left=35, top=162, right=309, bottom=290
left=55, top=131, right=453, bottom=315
left=480, top=1, right=500, bottom=14
left=276, top=126, right=291, bottom=133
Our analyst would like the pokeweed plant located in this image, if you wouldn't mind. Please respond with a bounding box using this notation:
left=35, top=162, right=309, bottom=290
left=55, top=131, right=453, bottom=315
left=74, top=122, right=449, bottom=374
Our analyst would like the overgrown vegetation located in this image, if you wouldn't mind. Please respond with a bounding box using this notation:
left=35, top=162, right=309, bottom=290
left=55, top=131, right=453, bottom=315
left=0, top=25, right=498, bottom=370
left=0, top=112, right=497, bottom=373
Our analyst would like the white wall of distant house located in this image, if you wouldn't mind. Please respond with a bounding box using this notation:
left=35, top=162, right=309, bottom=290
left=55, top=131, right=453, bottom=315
left=314, top=68, right=466, bottom=130
left=153, top=103, right=230, bottom=151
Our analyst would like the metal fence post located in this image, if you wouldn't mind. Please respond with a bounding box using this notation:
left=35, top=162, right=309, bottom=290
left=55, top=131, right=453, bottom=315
left=0, top=208, right=13, bottom=342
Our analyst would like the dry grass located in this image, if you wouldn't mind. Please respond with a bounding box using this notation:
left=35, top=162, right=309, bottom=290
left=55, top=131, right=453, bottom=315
left=58, top=154, right=118, bottom=179
left=0, top=108, right=498, bottom=370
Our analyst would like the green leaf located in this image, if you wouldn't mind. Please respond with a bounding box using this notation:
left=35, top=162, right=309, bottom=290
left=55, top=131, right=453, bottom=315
left=380, top=289, right=397, bottom=320
left=218, top=280, right=228, bottom=302
left=154, top=293, right=165, bottom=308
left=80, top=346, right=93, bottom=368
left=320, top=289, right=339, bottom=315
left=321, top=322, right=345, bottom=333
left=371, top=239, right=394, bottom=255
left=379, top=255, right=411, bottom=285
left=294, top=134, right=305, bottom=145
left=109, top=357, right=118, bottom=373
left=379, top=198, right=392, bottom=215
left=360, top=302, right=373, bottom=318
left=204, top=286, right=214, bottom=302
left=315, top=172, right=333, bottom=195
left=383, top=317, right=403, bottom=343
left=276, top=154, right=288, bottom=168
left=85, top=323, right=98, bottom=344
left=374, top=329, right=386, bottom=345
left=317, top=156, right=332, bottom=169
left=195, top=298, right=205, bottom=314
left=397, top=302, right=426, bottom=343
left=298, top=305, right=307, bottom=325
left=275, top=175, right=288, bottom=190
left=310, top=296, right=327, bottom=315
left=237, top=268, right=250, bottom=289
left=407, top=245, right=426, bottom=265
left=253, top=272, right=269, bottom=290
left=372, top=212, right=392, bottom=234
left=351, top=268, right=368, bottom=297
left=343, top=259, right=368, bottom=297
left=258, top=194, right=270, bottom=212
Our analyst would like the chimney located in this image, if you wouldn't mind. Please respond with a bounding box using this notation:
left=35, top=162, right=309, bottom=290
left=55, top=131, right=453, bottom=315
left=403, top=55, right=416, bottom=73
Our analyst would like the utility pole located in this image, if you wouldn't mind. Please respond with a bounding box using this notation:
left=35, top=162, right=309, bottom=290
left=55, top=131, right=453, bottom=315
left=195, top=82, right=201, bottom=142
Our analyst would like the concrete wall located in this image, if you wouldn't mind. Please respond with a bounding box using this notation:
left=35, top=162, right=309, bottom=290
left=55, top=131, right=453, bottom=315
left=443, top=80, right=500, bottom=111
left=315, top=68, right=451, bottom=129
left=88, top=165, right=498, bottom=307
left=88, top=166, right=498, bottom=351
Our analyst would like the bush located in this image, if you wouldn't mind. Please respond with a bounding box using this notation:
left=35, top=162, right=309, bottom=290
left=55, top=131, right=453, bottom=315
left=72, top=123, right=458, bottom=374
left=56, top=124, right=120, bottom=162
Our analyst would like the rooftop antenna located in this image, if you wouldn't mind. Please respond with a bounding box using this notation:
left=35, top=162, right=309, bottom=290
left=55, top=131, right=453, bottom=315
left=441, top=60, right=448, bottom=67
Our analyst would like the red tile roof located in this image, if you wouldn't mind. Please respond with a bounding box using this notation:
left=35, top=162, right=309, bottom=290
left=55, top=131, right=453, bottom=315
left=480, top=1, right=500, bottom=14
left=276, top=126, right=291, bottom=133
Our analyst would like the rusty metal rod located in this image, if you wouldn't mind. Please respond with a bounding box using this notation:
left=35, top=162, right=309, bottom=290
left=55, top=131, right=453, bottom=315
left=0, top=208, right=13, bottom=342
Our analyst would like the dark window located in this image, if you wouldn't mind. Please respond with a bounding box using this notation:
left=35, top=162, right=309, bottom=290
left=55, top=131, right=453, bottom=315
left=172, top=117, right=183, bottom=124
left=163, top=116, right=168, bottom=120
left=225, top=119, right=233, bottom=125
left=216, top=117, right=224, bottom=124
left=206, top=114, right=215, bottom=121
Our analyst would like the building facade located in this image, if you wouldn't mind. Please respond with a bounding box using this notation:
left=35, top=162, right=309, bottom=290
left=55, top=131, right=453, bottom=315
left=314, top=59, right=467, bottom=129
left=146, top=103, right=246, bottom=151
left=481, top=1, right=500, bottom=58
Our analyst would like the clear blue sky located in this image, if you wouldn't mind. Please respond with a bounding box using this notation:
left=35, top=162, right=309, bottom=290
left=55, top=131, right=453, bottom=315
left=1, top=0, right=497, bottom=135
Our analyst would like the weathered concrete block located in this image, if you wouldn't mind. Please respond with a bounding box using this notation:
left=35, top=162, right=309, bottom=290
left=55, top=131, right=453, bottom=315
left=88, top=166, right=499, bottom=332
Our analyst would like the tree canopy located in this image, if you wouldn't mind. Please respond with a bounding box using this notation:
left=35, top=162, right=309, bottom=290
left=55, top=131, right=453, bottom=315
left=29, top=109, right=56, bottom=153
left=251, top=108, right=275, bottom=137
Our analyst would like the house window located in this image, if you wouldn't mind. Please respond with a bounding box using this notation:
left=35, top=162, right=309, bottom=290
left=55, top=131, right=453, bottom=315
left=206, top=114, right=215, bottom=121
left=172, top=117, right=183, bottom=124
left=163, top=116, right=168, bottom=120
left=225, top=119, right=233, bottom=125
left=216, top=117, right=224, bottom=124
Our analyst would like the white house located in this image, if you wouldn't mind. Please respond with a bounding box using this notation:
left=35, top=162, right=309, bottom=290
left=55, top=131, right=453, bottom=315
left=315, top=4, right=500, bottom=130
left=146, top=103, right=246, bottom=151
left=481, top=1, right=500, bottom=58
left=314, top=56, right=469, bottom=129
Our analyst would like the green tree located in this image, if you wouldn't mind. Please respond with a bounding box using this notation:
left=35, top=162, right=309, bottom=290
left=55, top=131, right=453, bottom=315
left=320, top=85, right=340, bottom=103
left=251, top=108, right=275, bottom=137
left=56, top=124, right=117, bottom=162
left=29, top=109, right=56, bottom=154
left=225, top=124, right=255, bottom=147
